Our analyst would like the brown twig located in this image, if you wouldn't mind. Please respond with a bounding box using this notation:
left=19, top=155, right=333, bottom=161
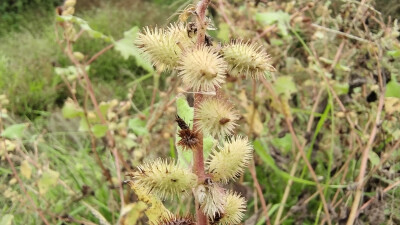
left=247, top=80, right=271, bottom=225
left=275, top=88, right=324, bottom=225
left=146, top=78, right=180, bottom=132
left=357, top=179, right=400, bottom=213
left=82, top=91, right=114, bottom=187
left=59, top=27, right=130, bottom=210
left=55, top=23, right=117, bottom=192
left=216, top=0, right=235, bottom=33
left=346, top=53, right=385, bottom=225
left=193, top=94, right=207, bottom=225
left=249, top=159, right=272, bottom=225
left=261, top=79, right=332, bottom=225
left=86, top=43, right=115, bottom=65
left=149, top=72, right=160, bottom=114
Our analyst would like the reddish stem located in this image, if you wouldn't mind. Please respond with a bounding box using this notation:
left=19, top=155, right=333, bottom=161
left=193, top=93, right=205, bottom=181
left=193, top=1, right=211, bottom=224
left=193, top=93, right=207, bottom=225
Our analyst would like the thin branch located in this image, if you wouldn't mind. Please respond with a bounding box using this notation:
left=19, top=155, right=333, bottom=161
left=261, top=79, right=332, bottom=225
left=346, top=53, right=385, bottom=225
left=249, top=160, right=272, bottom=225
left=275, top=88, right=324, bottom=225
left=358, top=179, right=400, bottom=213
left=86, top=43, right=114, bottom=65
left=248, top=80, right=271, bottom=225
left=311, top=24, right=370, bottom=43
left=2, top=141, right=50, bottom=225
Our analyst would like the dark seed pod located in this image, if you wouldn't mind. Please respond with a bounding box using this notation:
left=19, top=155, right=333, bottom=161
left=176, top=115, right=189, bottom=130
left=178, top=129, right=200, bottom=150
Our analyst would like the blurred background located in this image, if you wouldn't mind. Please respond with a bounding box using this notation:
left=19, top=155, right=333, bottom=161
left=1, top=0, right=399, bottom=224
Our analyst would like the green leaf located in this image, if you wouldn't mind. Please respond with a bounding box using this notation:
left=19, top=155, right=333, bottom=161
left=387, top=49, right=400, bottom=58
left=121, top=137, right=137, bottom=149
left=385, top=80, right=400, bottom=98
left=176, top=96, right=194, bottom=126
left=203, top=135, right=215, bottom=160
left=271, top=38, right=284, bottom=46
left=79, top=118, right=89, bottom=131
left=1, top=123, right=28, bottom=139
left=91, top=124, right=108, bottom=138
left=83, top=202, right=111, bottom=225
left=38, top=169, right=60, bottom=195
left=20, top=160, right=32, bottom=179
left=62, top=100, right=83, bottom=118
left=368, top=150, right=380, bottom=166
left=271, top=133, right=292, bottom=154
left=114, top=27, right=154, bottom=72
left=99, top=102, right=111, bottom=118
left=333, top=83, right=350, bottom=95
left=0, top=214, right=13, bottom=225
left=128, top=117, right=148, bottom=136
left=255, top=11, right=290, bottom=36
left=273, top=76, right=297, bottom=97
left=57, top=15, right=113, bottom=42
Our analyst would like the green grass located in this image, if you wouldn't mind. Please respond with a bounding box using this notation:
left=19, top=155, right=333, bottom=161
left=1, top=0, right=400, bottom=224
left=0, top=1, right=173, bottom=118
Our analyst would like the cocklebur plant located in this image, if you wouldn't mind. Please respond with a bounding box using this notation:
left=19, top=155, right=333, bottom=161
left=125, top=1, right=274, bottom=224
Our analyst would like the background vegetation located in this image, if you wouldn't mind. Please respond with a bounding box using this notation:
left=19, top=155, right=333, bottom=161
left=1, top=0, right=399, bottom=224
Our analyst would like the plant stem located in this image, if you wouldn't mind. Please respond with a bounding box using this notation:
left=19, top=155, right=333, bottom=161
left=193, top=1, right=210, bottom=224
left=193, top=94, right=205, bottom=180
left=196, top=0, right=211, bottom=47
left=193, top=93, right=207, bottom=225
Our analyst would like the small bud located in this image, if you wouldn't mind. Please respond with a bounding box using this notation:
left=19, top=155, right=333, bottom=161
left=178, top=46, right=227, bottom=91
left=87, top=111, right=96, bottom=121
left=207, top=136, right=253, bottom=183
left=196, top=98, right=239, bottom=137
left=64, top=0, right=77, bottom=7
left=222, top=41, right=274, bottom=79
left=217, top=192, right=246, bottom=225
left=195, top=180, right=226, bottom=218
left=176, top=114, right=201, bottom=150
left=73, top=52, right=84, bottom=61
left=133, top=159, right=198, bottom=199
left=67, top=74, right=77, bottom=81
left=9, top=178, right=17, bottom=185
left=175, top=115, right=189, bottom=130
